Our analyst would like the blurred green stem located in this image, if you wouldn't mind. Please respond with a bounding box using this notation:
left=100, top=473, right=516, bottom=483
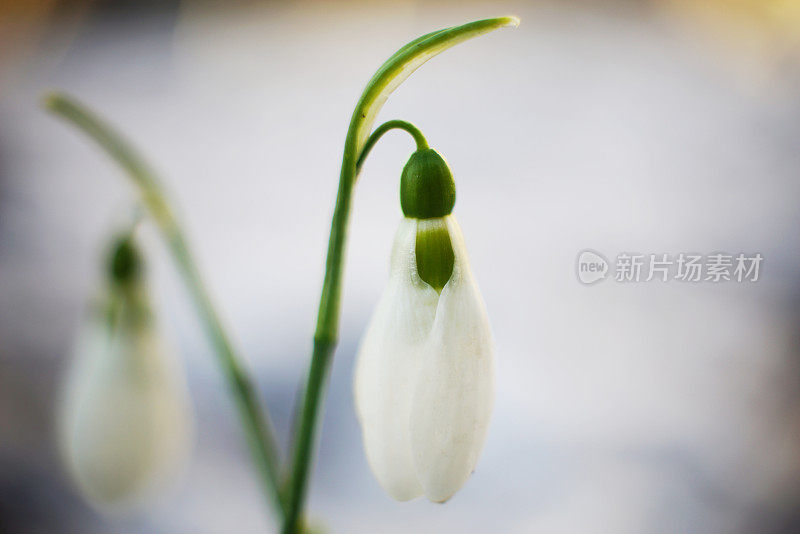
left=43, top=93, right=287, bottom=519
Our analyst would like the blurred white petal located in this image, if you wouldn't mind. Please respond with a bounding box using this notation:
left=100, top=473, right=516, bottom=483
left=59, top=296, right=193, bottom=512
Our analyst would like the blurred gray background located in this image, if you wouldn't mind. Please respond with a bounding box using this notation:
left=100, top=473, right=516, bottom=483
left=2, top=0, right=800, bottom=532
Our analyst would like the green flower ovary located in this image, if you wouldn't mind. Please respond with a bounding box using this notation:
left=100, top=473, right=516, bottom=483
left=400, top=148, right=455, bottom=219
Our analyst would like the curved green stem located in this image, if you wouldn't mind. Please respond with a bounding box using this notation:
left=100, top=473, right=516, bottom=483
left=282, top=16, right=518, bottom=533
left=356, top=119, right=429, bottom=172
left=43, top=92, right=287, bottom=519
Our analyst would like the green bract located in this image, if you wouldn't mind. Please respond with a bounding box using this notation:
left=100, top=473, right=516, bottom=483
left=401, top=149, right=455, bottom=219
left=344, top=16, right=521, bottom=189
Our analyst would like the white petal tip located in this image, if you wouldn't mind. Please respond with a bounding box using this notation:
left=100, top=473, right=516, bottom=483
left=389, top=489, right=423, bottom=502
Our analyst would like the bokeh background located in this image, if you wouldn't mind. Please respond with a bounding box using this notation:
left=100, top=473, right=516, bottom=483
left=2, top=0, right=800, bottom=532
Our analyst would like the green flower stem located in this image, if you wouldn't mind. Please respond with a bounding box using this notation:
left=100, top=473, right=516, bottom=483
left=282, top=17, right=518, bottom=533
left=43, top=93, right=287, bottom=519
left=356, top=120, right=429, bottom=172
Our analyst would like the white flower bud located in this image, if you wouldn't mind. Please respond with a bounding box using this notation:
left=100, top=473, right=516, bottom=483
left=58, top=258, right=193, bottom=512
left=354, top=215, right=494, bottom=502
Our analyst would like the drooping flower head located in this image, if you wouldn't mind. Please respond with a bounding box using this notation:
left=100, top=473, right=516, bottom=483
left=59, top=235, right=193, bottom=512
left=354, top=147, right=494, bottom=502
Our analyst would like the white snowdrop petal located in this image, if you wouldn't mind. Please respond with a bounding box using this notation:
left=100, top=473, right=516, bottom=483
left=60, top=304, right=193, bottom=511
left=354, top=218, right=439, bottom=500
left=410, top=215, right=495, bottom=502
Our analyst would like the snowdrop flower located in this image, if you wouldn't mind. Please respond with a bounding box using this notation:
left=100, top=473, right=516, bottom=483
left=59, top=236, right=193, bottom=512
left=354, top=148, right=494, bottom=503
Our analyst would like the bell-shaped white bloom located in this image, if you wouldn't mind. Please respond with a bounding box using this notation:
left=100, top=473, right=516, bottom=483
left=59, top=288, right=193, bottom=512
left=354, top=215, right=494, bottom=502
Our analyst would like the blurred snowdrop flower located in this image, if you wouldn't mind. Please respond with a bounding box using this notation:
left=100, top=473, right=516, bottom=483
left=355, top=148, right=494, bottom=503
left=59, top=235, right=193, bottom=512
